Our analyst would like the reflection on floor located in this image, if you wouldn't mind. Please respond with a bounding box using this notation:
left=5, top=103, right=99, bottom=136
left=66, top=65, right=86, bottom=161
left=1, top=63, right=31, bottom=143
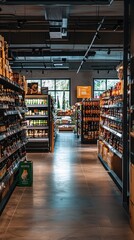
left=0, top=132, right=134, bottom=240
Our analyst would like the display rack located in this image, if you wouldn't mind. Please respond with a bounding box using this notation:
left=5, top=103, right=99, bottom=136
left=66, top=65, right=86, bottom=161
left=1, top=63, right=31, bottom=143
left=98, top=81, right=123, bottom=189
left=81, top=99, right=100, bottom=143
left=0, top=75, right=27, bottom=214
left=130, top=57, right=134, bottom=220
left=56, top=110, right=75, bottom=131
left=75, top=103, right=82, bottom=138
left=25, top=94, right=54, bottom=152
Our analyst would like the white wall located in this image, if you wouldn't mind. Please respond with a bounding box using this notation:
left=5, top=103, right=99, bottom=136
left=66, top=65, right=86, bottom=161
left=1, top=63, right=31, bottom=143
left=20, top=69, right=118, bottom=105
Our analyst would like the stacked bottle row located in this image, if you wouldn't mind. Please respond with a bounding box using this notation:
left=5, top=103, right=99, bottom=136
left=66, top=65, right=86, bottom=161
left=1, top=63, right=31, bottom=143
left=27, top=120, right=48, bottom=127
left=0, top=130, right=26, bottom=159
left=0, top=85, right=25, bottom=109
left=100, top=118, right=122, bottom=132
left=101, top=107, right=123, bottom=118
left=27, top=129, right=48, bottom=138
left=81, top=99, right=100, bottom=143
left=100, top=128, right=123, bottom=154
left=25, top=98, right=48, bottom=105
left=26, top=109, right=48, bottom=116
left=0, top=146, right=26, bottom=182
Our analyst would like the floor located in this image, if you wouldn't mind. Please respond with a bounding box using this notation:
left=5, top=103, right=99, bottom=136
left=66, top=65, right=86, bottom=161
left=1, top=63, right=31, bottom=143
left=0, top=132, right=134, bottom=240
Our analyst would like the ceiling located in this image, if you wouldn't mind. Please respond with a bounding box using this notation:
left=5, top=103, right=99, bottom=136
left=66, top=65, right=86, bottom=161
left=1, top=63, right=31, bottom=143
left=0, top=0, right=124, bottom=72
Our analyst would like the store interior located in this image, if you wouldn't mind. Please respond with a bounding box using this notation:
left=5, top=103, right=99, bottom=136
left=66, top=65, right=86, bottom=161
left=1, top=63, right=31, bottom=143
left=1, top=0, right=134, bottom=239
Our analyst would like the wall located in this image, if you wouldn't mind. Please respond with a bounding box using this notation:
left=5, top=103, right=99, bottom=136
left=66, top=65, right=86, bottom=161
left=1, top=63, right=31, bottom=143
left=21, top=69, right=117, bottom=105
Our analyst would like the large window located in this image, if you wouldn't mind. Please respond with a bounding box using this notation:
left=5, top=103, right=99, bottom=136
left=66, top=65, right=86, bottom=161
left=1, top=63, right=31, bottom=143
left=27, top=79, right=70, bottom=109
left=94, top=79, right=119, bottom=98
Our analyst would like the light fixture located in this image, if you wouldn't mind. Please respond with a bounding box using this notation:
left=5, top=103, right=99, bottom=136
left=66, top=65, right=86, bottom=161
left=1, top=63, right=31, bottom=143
left=42, top=70, right=44, bottom=74
left=53, top=63, right=63, bottom=67
left=97, top=70, right=99, bottom=74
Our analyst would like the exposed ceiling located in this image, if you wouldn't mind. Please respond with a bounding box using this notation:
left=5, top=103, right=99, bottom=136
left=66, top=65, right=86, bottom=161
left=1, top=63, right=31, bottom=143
left=0, top=0, right=124, bottom=71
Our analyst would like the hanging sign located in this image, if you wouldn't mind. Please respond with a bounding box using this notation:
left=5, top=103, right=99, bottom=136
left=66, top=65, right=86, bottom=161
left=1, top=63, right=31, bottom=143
left=77, top=86, right=91, bottom=98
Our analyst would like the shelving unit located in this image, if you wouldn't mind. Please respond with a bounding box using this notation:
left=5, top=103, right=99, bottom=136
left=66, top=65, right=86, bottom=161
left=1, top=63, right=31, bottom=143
left=25, top=94, right=54, bottom=152
left=81, top=99, right=100, bottom=143
left=56, top=110, right=75, bottom=131
left=75, top=103, right=82, bottom=138
left=98, top=81, right=123, bottom=188
left=0, top=75, right=27, bottom=214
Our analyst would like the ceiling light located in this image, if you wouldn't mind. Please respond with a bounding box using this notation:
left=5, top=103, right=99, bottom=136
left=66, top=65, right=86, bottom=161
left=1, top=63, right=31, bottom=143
left=53, top=63, right=63, bottom=67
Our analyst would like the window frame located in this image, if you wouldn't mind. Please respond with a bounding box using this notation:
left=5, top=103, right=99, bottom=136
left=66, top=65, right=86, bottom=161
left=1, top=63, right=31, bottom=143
left=26, top=78, right=71, bottom=108
left=93, top=78, right=119, bottom=98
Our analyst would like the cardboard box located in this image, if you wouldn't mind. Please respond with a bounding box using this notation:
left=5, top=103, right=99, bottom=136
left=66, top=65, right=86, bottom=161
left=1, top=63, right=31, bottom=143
left=102, top=145, right=109, bottom=163
left=130, top=200, right=134, bottom=233
left=130, top=164, right=134, bottom=203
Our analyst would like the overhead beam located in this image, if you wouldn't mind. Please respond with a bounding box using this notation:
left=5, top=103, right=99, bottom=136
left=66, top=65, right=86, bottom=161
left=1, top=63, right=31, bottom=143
left=1, top=0, right=113, bottom=6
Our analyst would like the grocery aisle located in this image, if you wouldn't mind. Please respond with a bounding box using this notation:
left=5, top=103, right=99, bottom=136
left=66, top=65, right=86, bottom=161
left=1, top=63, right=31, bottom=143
left=0, top=133, right=134, bottom=240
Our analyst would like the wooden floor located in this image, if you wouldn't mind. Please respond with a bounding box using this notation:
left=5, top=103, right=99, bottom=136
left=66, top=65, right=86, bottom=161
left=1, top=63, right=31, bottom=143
left=0, top=132, right=134, bottom=240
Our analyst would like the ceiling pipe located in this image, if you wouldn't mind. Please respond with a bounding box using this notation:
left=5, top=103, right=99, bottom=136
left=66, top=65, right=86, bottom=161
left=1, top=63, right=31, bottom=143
left=77, top=18, right=104, bottom=74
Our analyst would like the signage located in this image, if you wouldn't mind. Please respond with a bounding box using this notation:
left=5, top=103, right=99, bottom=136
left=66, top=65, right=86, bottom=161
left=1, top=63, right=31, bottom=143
left=77, top=86, right=91, bottom=98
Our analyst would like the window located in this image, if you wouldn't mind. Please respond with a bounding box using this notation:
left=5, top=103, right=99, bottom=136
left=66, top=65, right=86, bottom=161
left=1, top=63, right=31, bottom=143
left=27, top=79, right=70, bottom=109
left=94, top=79, right=119, bottom=98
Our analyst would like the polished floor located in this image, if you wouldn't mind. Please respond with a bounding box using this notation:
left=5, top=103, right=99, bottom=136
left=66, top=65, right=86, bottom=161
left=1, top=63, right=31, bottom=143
left=0, top=133, right=134, bottom=240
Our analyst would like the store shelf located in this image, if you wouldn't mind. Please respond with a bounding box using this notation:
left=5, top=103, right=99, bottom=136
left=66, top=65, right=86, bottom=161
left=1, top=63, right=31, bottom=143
left=0, top=75, right=24, bottom=93
left=100, top=124, right=122, bottom=138
left=101, top=103, right=123, bottom=108
left=0, top=141, right=27, bottom=164
left=28, top=138, right=49, bottom=142
left=99, top=136, right=122, bottom=158
left=27, top=104, right=48, bottom=108
left=98, top=153, right=123, bottom=191
left=0, top=126, right=26, bottom=141
left=27, top=126, right=48, bottom=130
left=101, top=114, right=122, bottom=122
left=25, top=115, right=48, bottom=119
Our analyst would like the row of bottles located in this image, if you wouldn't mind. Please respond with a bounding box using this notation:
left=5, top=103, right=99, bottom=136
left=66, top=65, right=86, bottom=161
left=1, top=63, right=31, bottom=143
left=84, top=131, right=99, bottom=140
left=101, top=108, right=123, bottom=118
left=100, top=118, right=122, bottom=132
left=100, top=95, right=123, bottom=106
left=0, top=130, right=26, bottom=159
left=27, top=129, right=48, bottom=138
left=82, top=99, right=100, bottom=107
left=81, top=99, right=100, bottom=142
left=100, top=128, right=123, bottom=154
left=26, top=109, right=48, bottom=116
left=0, top=115, right=25, bottom=133
left=25, top=98, right=48, bottom=105
left=83, top=122, right=99, bottom=132
left=27, top=120, right=48, bottom=127
left=0, top=84, right=25, bottom=108
left=0, top=146, right=26, bottom=181
left=83, top=115, right=100, bottom=122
